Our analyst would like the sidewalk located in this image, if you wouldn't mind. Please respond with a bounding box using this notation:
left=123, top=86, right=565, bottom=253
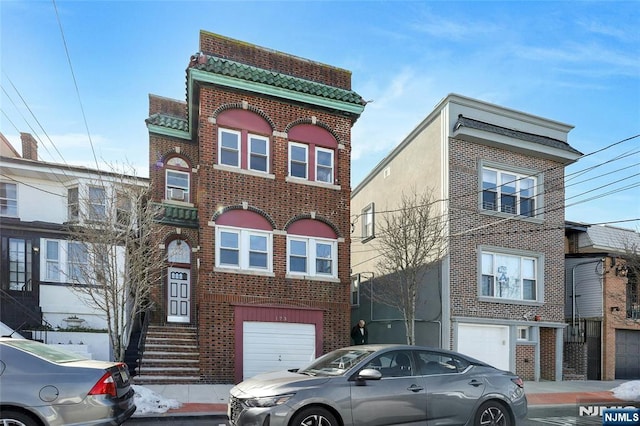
left=133, top=380, right=631, bottom=420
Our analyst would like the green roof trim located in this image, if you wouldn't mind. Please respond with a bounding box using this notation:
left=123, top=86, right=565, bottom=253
left=146, top=114, right=191, bottom=139
left=152, top=202, right=199, bottom=228
left=193, top=55, right=365, bottom=108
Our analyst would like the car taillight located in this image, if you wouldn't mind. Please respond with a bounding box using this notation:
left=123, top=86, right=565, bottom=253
left=511, top=377, right=524, bottom=388
left=88, top=372, right=117, bottom=397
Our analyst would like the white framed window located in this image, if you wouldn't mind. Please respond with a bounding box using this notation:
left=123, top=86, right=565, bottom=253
left=351, top=274, right=360, bottom=306
left=216, top=226, right=272, bottom=272
left=287, top=236, right=337, bottom=278
left=481, top=250, right=538, bottom=301
left=88, top=186, right=107, bottom=221
left=165, top=157, right=191, bottom=203
left=116, top=192, right=132, bottom=226
left=289, top=142, right=308, bottom=179
left=68, top=241, right=89, bottom=284
left=316, top=147, right=334, bottom=184
left=166, top=170, right=190, bottom=202
left=68, top=187, right=79, bottom=221
left=482, top=166, right=538, bottom=217
left=362, top=203, right=375, bottom=241
left=219, top=128, right=241, bottom=167
left=45, top=240, right=61, bottom=281
left=517, top=326, right=530, bottom=341
left=0, top=182, right=17, bottom=217
left=248, top=134, right=269, bottom=173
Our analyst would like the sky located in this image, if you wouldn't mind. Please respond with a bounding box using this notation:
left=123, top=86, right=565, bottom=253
left=1, top=0, right=639, bottom=229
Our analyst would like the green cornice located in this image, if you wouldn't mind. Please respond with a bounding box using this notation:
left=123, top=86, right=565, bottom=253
left=189, top=69, right=365, bottom=115
left=147, top=124, right=190, bottom=140
left=147, top=54, right=365, bottom=138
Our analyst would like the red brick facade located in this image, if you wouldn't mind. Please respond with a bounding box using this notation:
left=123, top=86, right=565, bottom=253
left=148, top=32, right=362, bottom=382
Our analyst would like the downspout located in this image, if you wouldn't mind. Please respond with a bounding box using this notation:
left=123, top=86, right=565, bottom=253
left=571, top=259, right=603, bottom=327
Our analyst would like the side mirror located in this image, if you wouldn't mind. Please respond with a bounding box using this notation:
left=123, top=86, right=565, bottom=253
left=356, top=368, right=382, bottom=381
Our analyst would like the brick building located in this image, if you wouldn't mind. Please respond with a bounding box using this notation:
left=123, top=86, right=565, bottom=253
left=564, top=223, right=640, bottom=380
left=143, top=31, right=364, bottom=383
left=351, top=94, right=582, bottom=381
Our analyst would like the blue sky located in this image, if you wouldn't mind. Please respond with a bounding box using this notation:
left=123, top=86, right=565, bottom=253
left=1, top=1, right=639, bottom=229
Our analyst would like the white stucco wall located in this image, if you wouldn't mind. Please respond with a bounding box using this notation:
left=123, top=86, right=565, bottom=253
left=45, top=331, right=111, bottom=361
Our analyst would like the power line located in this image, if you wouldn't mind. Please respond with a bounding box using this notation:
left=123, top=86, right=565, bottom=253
left=52, top=0, right=100, bottom=171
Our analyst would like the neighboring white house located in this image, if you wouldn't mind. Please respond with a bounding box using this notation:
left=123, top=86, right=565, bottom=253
left=0, top=133, right=147, bottom=352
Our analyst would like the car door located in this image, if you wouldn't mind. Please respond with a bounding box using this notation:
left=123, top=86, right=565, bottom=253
left=350, top=350, right=427, bottom=425
left=415, top=351, right=486, bottom=425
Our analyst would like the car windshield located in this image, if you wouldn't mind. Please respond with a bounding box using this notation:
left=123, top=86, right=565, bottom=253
left=298, top=348, right=374, bottom=376
left=3, top=339, right=88, bottom=363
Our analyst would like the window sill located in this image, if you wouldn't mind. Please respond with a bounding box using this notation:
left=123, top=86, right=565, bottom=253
left=214, top=164, right=275, bottom=180
left=214, top=267, right=275, bottom=277
left=285, top=274, right=340, bottom=283
left=479, top=209, right=544, bottom=224
left=478, top=296, right=543, bottom=306
left=285, top=176, right=341, bottom=190
left=361, top=235, right=375, bottom=244
left=162, top=199, right=195, bottom=207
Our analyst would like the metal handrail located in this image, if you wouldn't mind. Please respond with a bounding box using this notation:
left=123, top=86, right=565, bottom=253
left=0, top=286, right=53, bottom=342
left=135, top=307, right=152, bottom=376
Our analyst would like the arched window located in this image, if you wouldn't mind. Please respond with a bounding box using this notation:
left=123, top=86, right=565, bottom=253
left=168, top=239, right=191, bottom=264
left=165, top=157, right=191, bottom=203
left=217, top=110, right=271, bottom=174
left=286, top=219, right=338, bottom=278
left=288, top=124, right=337, bottom=185
left=215, top=209, right=273, bottom=274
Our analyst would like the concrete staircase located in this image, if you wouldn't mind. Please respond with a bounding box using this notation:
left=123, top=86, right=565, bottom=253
left=134, top=324, right=201, bottom=384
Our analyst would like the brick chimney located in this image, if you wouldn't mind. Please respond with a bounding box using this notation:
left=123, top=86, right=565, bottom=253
left=20, top=132, right=38, bottom=160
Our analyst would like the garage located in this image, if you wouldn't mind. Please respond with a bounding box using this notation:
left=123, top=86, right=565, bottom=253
left=457, top=323, right=510, bottom=371
left=243, top=321, right=316, bottom=379
left=615, top=329, right=640, bottom=379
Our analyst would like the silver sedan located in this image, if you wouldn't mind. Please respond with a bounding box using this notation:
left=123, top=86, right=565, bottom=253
left=229, top=344, right=527, bottom=426
left=0, top=337, right=136, bottom=426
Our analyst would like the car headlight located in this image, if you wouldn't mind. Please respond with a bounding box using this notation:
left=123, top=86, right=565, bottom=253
left=244, top=394, right=295, bottom=408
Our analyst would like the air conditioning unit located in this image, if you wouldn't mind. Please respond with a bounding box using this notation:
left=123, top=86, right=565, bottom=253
left=168, top=188, right=185, bottom=201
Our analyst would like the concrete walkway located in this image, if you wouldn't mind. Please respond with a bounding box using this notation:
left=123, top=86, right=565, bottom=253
left=134, top=380, right=633, bottom=419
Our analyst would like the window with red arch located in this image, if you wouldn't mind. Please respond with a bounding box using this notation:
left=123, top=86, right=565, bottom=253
left=287, top=219, right=338, bottom=279
left=216, top=109, right=272, bottom=174
left=215, top=209, right=273, bottom=274
left=288, top=124, right=337, bottom=185
left=165, top=156, right=191, bottom=203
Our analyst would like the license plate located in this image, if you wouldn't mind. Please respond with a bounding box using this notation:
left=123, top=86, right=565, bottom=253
left=120, top=369, right=129, bottom=382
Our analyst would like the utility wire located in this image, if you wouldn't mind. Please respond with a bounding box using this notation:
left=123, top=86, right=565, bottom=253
left=52, top=0, right=100, bottom=171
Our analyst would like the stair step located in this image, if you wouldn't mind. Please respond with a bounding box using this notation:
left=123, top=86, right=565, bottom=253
left=142, top=358, right=199, bottom=364
left=134, top=375, right=201, bottom=384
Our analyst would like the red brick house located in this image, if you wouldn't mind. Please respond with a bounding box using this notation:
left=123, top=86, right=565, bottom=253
left=142, top=31, right=365, bottom=383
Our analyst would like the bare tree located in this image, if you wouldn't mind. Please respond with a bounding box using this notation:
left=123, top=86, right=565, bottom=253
left=373, top=188, right=447, bottom=345
left=64, top=169, right=164, bottom=361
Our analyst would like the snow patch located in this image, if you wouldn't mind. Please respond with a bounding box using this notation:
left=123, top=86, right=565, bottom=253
left=131, top=384, right=182, bottom=415
left=612, top=381, right=640, bottom=401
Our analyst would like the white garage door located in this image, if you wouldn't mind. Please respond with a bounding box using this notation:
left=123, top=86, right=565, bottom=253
left=243, top=322, right=316, bottom=379
left=457, top=324, right=510, bottom=371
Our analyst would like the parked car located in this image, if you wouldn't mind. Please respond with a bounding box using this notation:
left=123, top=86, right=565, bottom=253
left=0, top=337, right=136, bottom=426
left=229, top=344, right=527, bottom=426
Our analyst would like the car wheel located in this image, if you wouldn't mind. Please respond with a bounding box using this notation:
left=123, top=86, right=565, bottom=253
left=0, top=410, right=40, bottom=426
left=475, top=401, right=511, bottom=426
left=290, top=406, right=338, bottom=426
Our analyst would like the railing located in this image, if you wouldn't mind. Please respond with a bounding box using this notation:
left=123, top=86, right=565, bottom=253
left=627, top=305, right=640, bottom=320
left=0, top=286, right=53, bottom=342
left=135, top=307, right=152, bottom=376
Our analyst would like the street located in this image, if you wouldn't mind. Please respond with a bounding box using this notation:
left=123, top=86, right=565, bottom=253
left=124, top=406, right=606, bottom=426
